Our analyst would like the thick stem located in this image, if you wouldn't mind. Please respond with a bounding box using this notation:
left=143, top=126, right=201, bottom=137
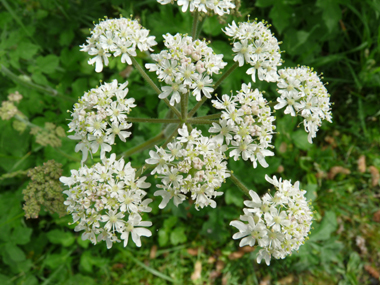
left=131, top=57, right=182, bottom=119
left=213, top=61, right=239, bottom=90
left=137, top=124, right=180, bottom=177
left=127, top=117, right=180, bottom=124
left=119, top=131, right=165, bottom=159
left=195, top=113, right=222, bottom=120
left=191, top=10, right=199, bottom=39
left=180, top=92, right=189, bottom=121
left=187, top=96, right=208, bottom=118
left=230, top=173, right=251, bottom=197
left=187, top=118, right=218, bottom=125
left=1, top=65, right=76, bottom=103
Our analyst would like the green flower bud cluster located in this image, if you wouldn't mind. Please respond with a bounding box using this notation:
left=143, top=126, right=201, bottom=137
left=0, top=91, right=22, bottom=120
left=30, top=122, right=66, bottom=148
left=22, top=160, right=67, bottom=219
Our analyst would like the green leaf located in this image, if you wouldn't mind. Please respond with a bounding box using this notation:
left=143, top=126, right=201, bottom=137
left=255, top=0, right=275, bottom=7
left=4, top=243, right=26, bottom=262
left=163, top=216, right=177, bottom=229
left=46, top=229, right=75, bottom=247
left=158, top=229, right=168, bottom=247
left=225, top=188, right=243, bottom=207
left=59, top=29, right=75, bottom=46
left=12, top=226, right=32, bottom=245
left=170, top=227, right=187, bottom=245
left=309, top=211, right=338, bottom=241
left=79, top=251, right=93, bottom=272
left=36, top=54, right=59, bottom=74
left=269, top=3, right=292, bottom=34
left=202, top=16, right=223, bottom=36
left=291, top=130, right=312, bottom=150
left=316, top=0, right=342, bottom=33
left=16, top=42, right=40, bottom=60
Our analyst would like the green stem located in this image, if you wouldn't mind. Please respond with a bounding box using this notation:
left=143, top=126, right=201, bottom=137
left=127, top=117, right=180, bottom=124
left=187, top=118, right=218, bottom=125
left=123, top=251, right=175, bottom=283
left=195, top=18, right=204, bottom=39
left=131, top=57, right=181, bottom=118
left=187, top=96, right=208, bottom=118
left=196, top=113, right=222, bottom=120
left=137, top=124, right=180, bottom=177
left=213, top=61, right=239, bottom=90
left=180, top=92, right=188, bottom=121
left=191, top=10, right=199, bottom=39
left=230, top=173, right=251, bottom=197
left=119, top=131, right=165, bottom=159
left=1, top=64, right=76, bottom=102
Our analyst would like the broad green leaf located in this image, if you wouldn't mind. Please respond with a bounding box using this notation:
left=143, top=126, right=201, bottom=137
left=4, top=243, right=26, bottom=262
left=36, top=55, right=59, bottom=74
left=316, top=0, right=341, bottom=33
left=291, top=130, right=312, bottom=150
left=163, top=216, right=178, bottom=229
left=269, top=2, right=292, bottom=34
left=16, top=42, right=40, bottom=59
left=12, top=226, right=32, bottom=245
left=46, top=229, right=75, bottom=247
left=79, top=251, right=93, bottom=272
left=309, top=211, right=338, bottom=241
left=255, top=0, right=275, bottom=7
left=158, top=229, right=168, bottom=247
left=59, top=29, right=75, bottom=46
left=202, top=16, right=223, bottom=36
left=170, top=227, right=187, bottom=245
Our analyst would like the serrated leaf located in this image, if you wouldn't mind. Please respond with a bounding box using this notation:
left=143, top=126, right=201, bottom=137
left=170, top=227, right=187, bottom=245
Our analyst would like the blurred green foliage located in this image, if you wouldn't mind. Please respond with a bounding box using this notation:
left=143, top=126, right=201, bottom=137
left=0, top=0, right=379, bottom=284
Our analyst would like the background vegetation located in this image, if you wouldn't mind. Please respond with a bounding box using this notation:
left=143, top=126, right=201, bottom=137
left=0, top=0, right=379, bottom=284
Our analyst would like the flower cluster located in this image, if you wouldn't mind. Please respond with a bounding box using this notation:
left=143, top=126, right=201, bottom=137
left=146, top=125, right=230, bottom=210
left=274, top=66, right=332, bottom=143
left=60, top=154, right=153, bottom=249
left=230, top=175, right=313, bottom=265
left=146, top=33, right=227, bottom=105
left=80, top=17, right=157, bottom=72
left=223, top=20, right=282, bottom=83
left=68, top=80, right=135, bottom=162
left=23, top=160, right=66, bottom=219
left=157, top=0, right=235, bottom=16
left=210, top=83, right=275, bottom=168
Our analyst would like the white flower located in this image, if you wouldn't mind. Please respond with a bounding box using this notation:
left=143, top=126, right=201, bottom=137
left=60, top=156, right=152, bottom=249
left=274, top=66, right=332, bottom=143
left=67, top=80, right=135, bottom=162
left=223, top=20, right=282, bottom=83
left=230, top=175, right=313, bottom=265
left=147, top=33, right=226, bottom=104
left=80, top=17, right=157, bottom=72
